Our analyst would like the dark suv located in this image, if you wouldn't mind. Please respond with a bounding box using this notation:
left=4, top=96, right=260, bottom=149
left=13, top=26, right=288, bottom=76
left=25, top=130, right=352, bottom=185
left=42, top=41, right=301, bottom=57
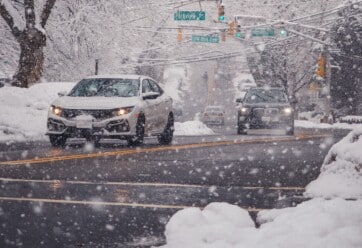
left=236, top=87, right=294, bottom=135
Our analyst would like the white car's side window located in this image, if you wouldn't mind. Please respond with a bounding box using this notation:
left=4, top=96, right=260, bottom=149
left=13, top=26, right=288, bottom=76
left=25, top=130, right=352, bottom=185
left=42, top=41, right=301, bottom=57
left=142, top=79, right=153, bottom=94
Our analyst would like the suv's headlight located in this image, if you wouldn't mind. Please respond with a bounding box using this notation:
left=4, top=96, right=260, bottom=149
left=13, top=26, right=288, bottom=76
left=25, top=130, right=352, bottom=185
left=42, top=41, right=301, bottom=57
left=50, top=105, right=62, bottom=116
left=283, top=107, right=293, bottom=115
left=240, top=107, right=249, bottom=114
left=113, top=106, right=134, bottom=116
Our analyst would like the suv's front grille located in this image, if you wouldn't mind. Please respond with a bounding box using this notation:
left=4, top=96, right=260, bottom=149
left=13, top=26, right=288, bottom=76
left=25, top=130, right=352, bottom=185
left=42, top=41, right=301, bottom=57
left=62, top=109, right=114, bottom=120
left=253, top=108, right=280, bottom=116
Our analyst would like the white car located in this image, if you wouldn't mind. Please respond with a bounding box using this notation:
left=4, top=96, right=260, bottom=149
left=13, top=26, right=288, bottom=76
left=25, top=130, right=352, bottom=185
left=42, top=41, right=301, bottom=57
left=46, top=75, right=174, bottom=147
left=202, top=105, right=225, bottom=125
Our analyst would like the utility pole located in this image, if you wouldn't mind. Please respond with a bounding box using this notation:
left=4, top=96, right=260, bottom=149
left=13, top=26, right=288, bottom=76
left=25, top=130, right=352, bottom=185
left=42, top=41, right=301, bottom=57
left=95, top=59, right=99, bottom=75
left=324, top=45, right=332, bottom=123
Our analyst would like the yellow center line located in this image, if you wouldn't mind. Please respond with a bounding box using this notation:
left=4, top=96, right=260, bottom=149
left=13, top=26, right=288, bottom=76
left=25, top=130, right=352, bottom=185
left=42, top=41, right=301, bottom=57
left=0, top=196, right=266, bottom=212
left=0, top=177, right=305, bottom=191
left=0, top=134, right=329, bottom=166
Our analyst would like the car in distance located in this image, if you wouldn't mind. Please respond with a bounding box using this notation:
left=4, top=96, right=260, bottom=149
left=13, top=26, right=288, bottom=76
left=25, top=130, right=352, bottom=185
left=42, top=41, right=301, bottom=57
left=236, top=87, right=294, bottom=135
left=202, top=105, right=225, bottom=125
left=46, top=75, right=174, bottom=147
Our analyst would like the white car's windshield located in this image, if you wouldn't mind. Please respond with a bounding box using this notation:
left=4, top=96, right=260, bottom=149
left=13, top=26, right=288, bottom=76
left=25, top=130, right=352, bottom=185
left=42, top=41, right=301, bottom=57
left=68, top=78, right=140, bottom=97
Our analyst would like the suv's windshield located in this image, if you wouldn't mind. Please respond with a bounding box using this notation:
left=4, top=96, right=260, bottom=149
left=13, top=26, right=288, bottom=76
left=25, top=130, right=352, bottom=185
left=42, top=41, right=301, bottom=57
left=244, top=89, right=288, bottom=103
left=68, top=78, right=140, bottom=97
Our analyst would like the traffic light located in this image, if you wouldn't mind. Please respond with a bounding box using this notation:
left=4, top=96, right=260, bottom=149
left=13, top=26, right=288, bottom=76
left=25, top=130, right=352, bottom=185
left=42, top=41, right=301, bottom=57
left=218, top=3, right=225, bottom=21
left=279, top=28, right=287, bottom=38
left=228, top=21, right=235, bottom=36
left=177, top=28, right=182, bottom=42
left=316, top=56, right=326, bottom=77
left=235, top=24, right=242, bottom=38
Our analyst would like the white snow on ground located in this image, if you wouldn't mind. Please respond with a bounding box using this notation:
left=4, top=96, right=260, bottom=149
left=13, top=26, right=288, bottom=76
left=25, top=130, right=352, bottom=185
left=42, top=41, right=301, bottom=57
left=0, top=82, right=75, bottom=142
left=161, top=126, right=362, bottom=248
left=174, top=121, right=214, bottom=136
left=163, top=199, right=362, bottom=248
left=295, top=120, right=361, bottom=130
left=305, top=126, right=362, bottom=199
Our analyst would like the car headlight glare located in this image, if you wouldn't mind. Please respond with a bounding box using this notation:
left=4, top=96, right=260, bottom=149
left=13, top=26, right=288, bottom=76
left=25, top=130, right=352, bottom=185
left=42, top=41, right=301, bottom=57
left=114, top=107, right=134, bottom=116
left=50, top=105, right=62, bottom=116
left=241, top=107, right=249, bottom=113
left=284, top=107, right=293, bottom=115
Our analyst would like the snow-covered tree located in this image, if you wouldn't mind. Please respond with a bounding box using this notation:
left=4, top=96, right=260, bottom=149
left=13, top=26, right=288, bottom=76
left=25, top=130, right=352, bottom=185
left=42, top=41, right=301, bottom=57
left=0, top=0, right=56, bottom=87
left=331, top=1, right=362, bottom=114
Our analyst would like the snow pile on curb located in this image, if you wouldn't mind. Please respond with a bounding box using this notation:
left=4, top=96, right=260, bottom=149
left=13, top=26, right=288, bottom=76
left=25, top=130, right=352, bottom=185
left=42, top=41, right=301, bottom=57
left=161, top=127, right=362, bottom=248
left=295, top=120, right=361, bottom=130
left=174, top=121, right=215, bottom=136
left=0, top=82, right=75, bottom=142
left=305, top=127, right=362, bottom=199
left=163, top=199, right=362, bottom=248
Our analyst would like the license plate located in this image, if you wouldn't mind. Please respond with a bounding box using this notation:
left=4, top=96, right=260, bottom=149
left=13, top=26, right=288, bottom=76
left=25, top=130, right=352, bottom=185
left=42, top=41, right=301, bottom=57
left=262, top=116, right=271, bottom=122
left=76, top=115, right=93, bottom=129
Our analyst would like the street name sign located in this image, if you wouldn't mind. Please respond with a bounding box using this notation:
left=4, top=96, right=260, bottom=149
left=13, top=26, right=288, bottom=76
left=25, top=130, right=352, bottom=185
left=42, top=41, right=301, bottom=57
left=251, top=28, right=275, bottom=37
left=192, top=35, right=219, bottom=43
left=174, top=11, right=206, bottom=21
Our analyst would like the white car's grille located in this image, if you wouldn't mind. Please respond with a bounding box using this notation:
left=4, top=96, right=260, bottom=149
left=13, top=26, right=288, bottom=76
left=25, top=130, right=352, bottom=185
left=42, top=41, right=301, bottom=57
left=62, top=109, right=114, bottom=120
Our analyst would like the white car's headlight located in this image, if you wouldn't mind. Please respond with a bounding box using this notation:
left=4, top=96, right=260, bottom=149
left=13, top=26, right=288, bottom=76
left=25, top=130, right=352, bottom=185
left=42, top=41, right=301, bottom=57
left=50, top=105, right=63, bottom=116
left=240, top=107, right=249, bottom=114
left=114, top=107, right=134, bottom=116
left=283, top=107, right=293, bottom=115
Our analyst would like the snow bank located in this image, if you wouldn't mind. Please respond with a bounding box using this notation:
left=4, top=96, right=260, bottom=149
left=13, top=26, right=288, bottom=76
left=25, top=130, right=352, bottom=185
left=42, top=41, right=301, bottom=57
left=162, top=127, right=362, bottom=248
left=162, top=199, right=362, bottom=248
left=0, top=82, right=75, bottom=142
left=295, top=120, right=360, bottom=130
left=305, top=126, right=362, bottom=199
left=174, top=121, right=215, bottom=136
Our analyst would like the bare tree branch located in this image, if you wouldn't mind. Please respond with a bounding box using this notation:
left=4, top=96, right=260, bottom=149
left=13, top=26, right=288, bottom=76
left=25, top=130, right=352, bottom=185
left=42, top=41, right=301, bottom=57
left=0, top=2, right=21, bottom=37
left=24, top=0, right=35, bottom=28
left=40, top=0, right=56, bottom=28
left=293, top=67, right=315, bottom=93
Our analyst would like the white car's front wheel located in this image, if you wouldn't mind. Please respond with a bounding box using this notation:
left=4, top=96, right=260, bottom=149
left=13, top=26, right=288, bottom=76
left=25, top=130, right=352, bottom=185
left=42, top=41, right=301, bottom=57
left=158, top=114, right=174, bottom=145
left=127, top=115, right=145, bottom=146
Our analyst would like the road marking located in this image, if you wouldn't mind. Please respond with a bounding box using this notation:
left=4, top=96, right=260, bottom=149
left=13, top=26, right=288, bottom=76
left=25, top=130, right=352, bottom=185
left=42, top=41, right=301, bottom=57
left=0, top=177, right=305, bottom=191
left=0, top=196, right=266, bottom=212
left=0, top=134, right=329, bottom=166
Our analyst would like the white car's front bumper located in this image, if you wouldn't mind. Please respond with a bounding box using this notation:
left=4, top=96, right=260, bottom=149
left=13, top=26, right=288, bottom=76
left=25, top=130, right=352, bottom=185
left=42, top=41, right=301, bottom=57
left=46, top=111, right=138, bottom=139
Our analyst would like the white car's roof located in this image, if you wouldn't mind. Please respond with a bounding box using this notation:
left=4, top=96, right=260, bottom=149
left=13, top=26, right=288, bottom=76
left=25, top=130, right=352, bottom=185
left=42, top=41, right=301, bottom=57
left=85, top=74, right=145, bottom=80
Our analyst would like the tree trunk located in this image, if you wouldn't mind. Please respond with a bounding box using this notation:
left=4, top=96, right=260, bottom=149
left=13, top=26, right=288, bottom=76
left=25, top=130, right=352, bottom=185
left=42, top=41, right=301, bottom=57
left=12, top=29, right=46, bottom=88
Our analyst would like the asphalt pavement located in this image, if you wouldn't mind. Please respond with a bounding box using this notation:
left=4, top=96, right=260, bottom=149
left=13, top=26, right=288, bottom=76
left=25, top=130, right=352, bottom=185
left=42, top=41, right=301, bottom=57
left=0, top=128, right=346, bottom=247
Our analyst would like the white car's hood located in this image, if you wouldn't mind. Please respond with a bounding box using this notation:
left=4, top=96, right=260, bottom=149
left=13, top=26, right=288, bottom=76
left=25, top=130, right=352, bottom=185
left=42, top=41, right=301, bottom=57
left=52, top=96, right=140, bottom=109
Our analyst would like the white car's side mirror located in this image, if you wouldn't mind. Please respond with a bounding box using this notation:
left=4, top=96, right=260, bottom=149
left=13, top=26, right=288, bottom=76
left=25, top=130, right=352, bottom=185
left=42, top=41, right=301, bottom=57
left=58, top=91, right=67, bottom=97
left=143, top=92, right=160, bottom=100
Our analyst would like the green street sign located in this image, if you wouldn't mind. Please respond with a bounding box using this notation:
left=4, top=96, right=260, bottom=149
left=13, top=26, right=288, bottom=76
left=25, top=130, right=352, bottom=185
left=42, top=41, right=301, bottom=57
left=192, top=35, right=219, bottom=43
left=251, top=28, right=275, bottom=37
left=174, top=11, right=206, bottom=21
